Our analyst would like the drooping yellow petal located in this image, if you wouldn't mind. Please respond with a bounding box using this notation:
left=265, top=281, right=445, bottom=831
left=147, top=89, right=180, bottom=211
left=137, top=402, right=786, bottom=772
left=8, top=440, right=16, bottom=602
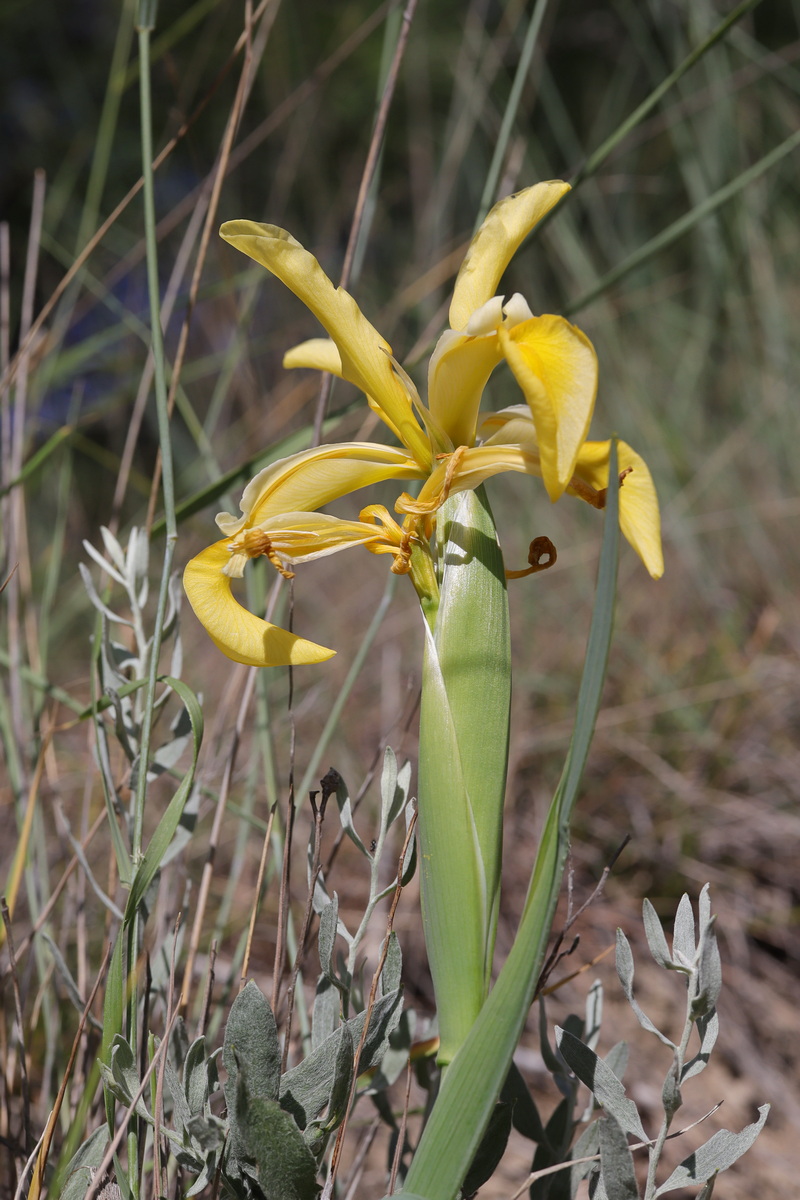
left=216, top=443, right=423, bottom=536
left=284, top=338, right=406, bottom=446
left=449, top=181, right=570, bottom=331
left=183, top=541, right=335, bottom=666
left=500, top=315, right=597, bottom=502
left=220, top=221, right=432, bottom=468
left=571, top=440, right=664, bottom=579
left=427, top=328, right=504, bottom=449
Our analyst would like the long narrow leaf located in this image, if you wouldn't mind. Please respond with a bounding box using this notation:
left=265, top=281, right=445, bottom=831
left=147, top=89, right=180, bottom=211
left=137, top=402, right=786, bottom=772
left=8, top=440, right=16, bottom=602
left=392, top=446, right=621, bottom=1200
left=124, top=678, right=203, bottom=920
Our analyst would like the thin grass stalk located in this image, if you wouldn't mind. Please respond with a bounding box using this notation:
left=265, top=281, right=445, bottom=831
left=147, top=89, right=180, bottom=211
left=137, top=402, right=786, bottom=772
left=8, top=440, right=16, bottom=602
left=312, top=0, right=419, bottom=443
left=296, top=571, right=399, bottom=803
left=144, top=0, right=275, bottom=529
left=566, top=126, right=800, bottom=315
left=475, top=0, right=552, bottom=229
left=0, top=0, right=277, bottom=400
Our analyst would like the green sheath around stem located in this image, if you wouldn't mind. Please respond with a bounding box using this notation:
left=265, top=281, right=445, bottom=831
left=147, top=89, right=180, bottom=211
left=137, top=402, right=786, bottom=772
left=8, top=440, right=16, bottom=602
left=417, top=485, right=510, bottom=1066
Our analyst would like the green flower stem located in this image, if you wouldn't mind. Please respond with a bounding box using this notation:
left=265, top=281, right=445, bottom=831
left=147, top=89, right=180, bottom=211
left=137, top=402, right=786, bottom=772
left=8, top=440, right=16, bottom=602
left=417, top=487, right=510, bottom=1065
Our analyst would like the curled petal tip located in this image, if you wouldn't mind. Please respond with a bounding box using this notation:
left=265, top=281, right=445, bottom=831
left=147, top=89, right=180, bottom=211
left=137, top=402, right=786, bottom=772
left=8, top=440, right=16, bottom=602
left=183, top=542, right=335, bottom=667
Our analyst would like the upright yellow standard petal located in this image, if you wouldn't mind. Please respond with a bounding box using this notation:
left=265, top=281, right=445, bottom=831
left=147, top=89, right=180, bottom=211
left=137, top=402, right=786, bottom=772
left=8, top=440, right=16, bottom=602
left=427, top=328, right=504, bottom=450
left=572, top=440, right=664, bottom=579
left=500, top=315, right=597, bottom=502
left=449, top=181, right=570, bottom=330
left=220, top=221, right=432, bottom=468
left=183, top=542, right=335, bottom=666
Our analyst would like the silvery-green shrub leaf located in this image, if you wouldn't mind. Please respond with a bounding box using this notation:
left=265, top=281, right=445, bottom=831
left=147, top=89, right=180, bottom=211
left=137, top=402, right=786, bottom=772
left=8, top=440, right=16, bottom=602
left=380, top=932, right=402, bottom=997
left=682, top=1010, right=719, bottom=1082
left=80, top=562, right=135, bottom=626
left=598, top=1114, right=639, bottom=1199
left=238, top=1094, right=320, bottom=1200
left=654, top=1104, right=769, bottom=1195
left=280, top=989, right=403, bottom=1128
left=333, top=772, right=369, bottom=859
left=223, top=982, right=281, bottom=1155
left=379, top=746, right=398, bottom=830
left=186, top=1112, right=226, bottom=1152
left=110, top=1035, right=139, bottom=1101
left=461, top=1101, right=513, bottom=1198
left=501, top=1062, right=547, bottom=1144
left=642, top=900, right=673, bottom=968
left=99, top=526, right=128, bottom=576
left=604, top=1041, right=628, bottom=1084
left=694, top=917, right=721, bottom=1016
left=672, top=893, right=697, bottom=967
left=555, top=1028, right=646, bottom=1140
left=530, top=1097, right=572, bottom=1199
left=616, top=929, right=675, bottom=1049
left=661, top=1067, right=682, bottom=1117
left=698, top=883, right=712, bottom=929
left=323, top=1020, right=354, bottom=1131
left=369, top=1008, right=416, bottom=1092
left=585, top=980, right=603, bottom=1051
left=59, top=1125, right=110, bottom=1200
left=570, top=1119, right=600, bottom=1197
left=318, top=894, right=339, bottom=981
left=312, top=977, right=340, bottom=1051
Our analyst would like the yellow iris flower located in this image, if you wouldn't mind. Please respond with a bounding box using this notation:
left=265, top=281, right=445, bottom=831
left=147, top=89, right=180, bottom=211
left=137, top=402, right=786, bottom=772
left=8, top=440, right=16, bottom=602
left=183, top=181, right=663, bottom=666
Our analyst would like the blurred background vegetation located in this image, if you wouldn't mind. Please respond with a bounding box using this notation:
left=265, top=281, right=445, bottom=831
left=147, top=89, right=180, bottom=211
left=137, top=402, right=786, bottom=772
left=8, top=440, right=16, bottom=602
left=2, top=0, right=799, bottom=1195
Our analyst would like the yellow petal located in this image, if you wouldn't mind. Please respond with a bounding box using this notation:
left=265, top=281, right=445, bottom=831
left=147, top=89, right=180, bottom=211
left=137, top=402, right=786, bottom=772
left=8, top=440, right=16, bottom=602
left=183, top=542, right=335, bottom=666
left=500, top=315, right=597, bottom=502
left=427, top=328, right=504, bottom=449
left=220, top=221, right=431, bottom=468
left=449, top=181, right=570, bottom=330
left=284, top=338, right=406, bottom=445
left=258, top=512, right=386, bottom=563
left=401, top=444, right=539, bottom=513
left=216, top=443, right=423, bottom=536
left=283, top=338, right=343, bottom=374
left=572, top=440, right=664, bottom=579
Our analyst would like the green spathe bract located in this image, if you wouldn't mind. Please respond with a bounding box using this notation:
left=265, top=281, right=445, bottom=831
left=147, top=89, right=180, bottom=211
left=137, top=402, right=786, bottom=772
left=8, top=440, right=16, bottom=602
left=416, top=485, right=510, bottom=1066
left=391, top=443, right=622, bottom=1200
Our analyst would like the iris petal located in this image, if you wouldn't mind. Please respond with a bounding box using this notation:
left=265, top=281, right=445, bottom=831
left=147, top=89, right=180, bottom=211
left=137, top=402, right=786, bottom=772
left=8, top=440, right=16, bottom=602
left=449, top=181, right=570, bottom=330
left=220, top=221, right=432, bottom=468
left=571, top=440, right=664, bottom=579
left=427, top=329, right=504, bottom=449
left=215, top=443, right=423, bottom=535
left=500, top=315, right=597, bottom=501
left=183, top=542, right=335, bottom=666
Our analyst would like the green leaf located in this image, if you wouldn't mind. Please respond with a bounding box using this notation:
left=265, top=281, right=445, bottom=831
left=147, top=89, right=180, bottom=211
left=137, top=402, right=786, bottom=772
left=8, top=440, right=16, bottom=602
left=280, top=989, right=403, bottom=1129
left=654, top=1105, right=769, bottom=1195
left=597, top=1115, right=638, bottom=1200
left=391, top=451, right=622, bottom=1200
left=555, top=1029, right=646, bottom=1141
left=239, top=1096, right=320, bottom=1200
left=460, top=1102, right=513, bottom=1198
left=641, top=900, right=673, bottom=969
left=223, top=981, right=281, bottom=1108
left=616, top=928, right=675, bottom=1049
left=123, top=677, right=203, bottom=920
left=417, top=486, right=510, bottom=1064
left=59, top=1125, right=110, bottom=1200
